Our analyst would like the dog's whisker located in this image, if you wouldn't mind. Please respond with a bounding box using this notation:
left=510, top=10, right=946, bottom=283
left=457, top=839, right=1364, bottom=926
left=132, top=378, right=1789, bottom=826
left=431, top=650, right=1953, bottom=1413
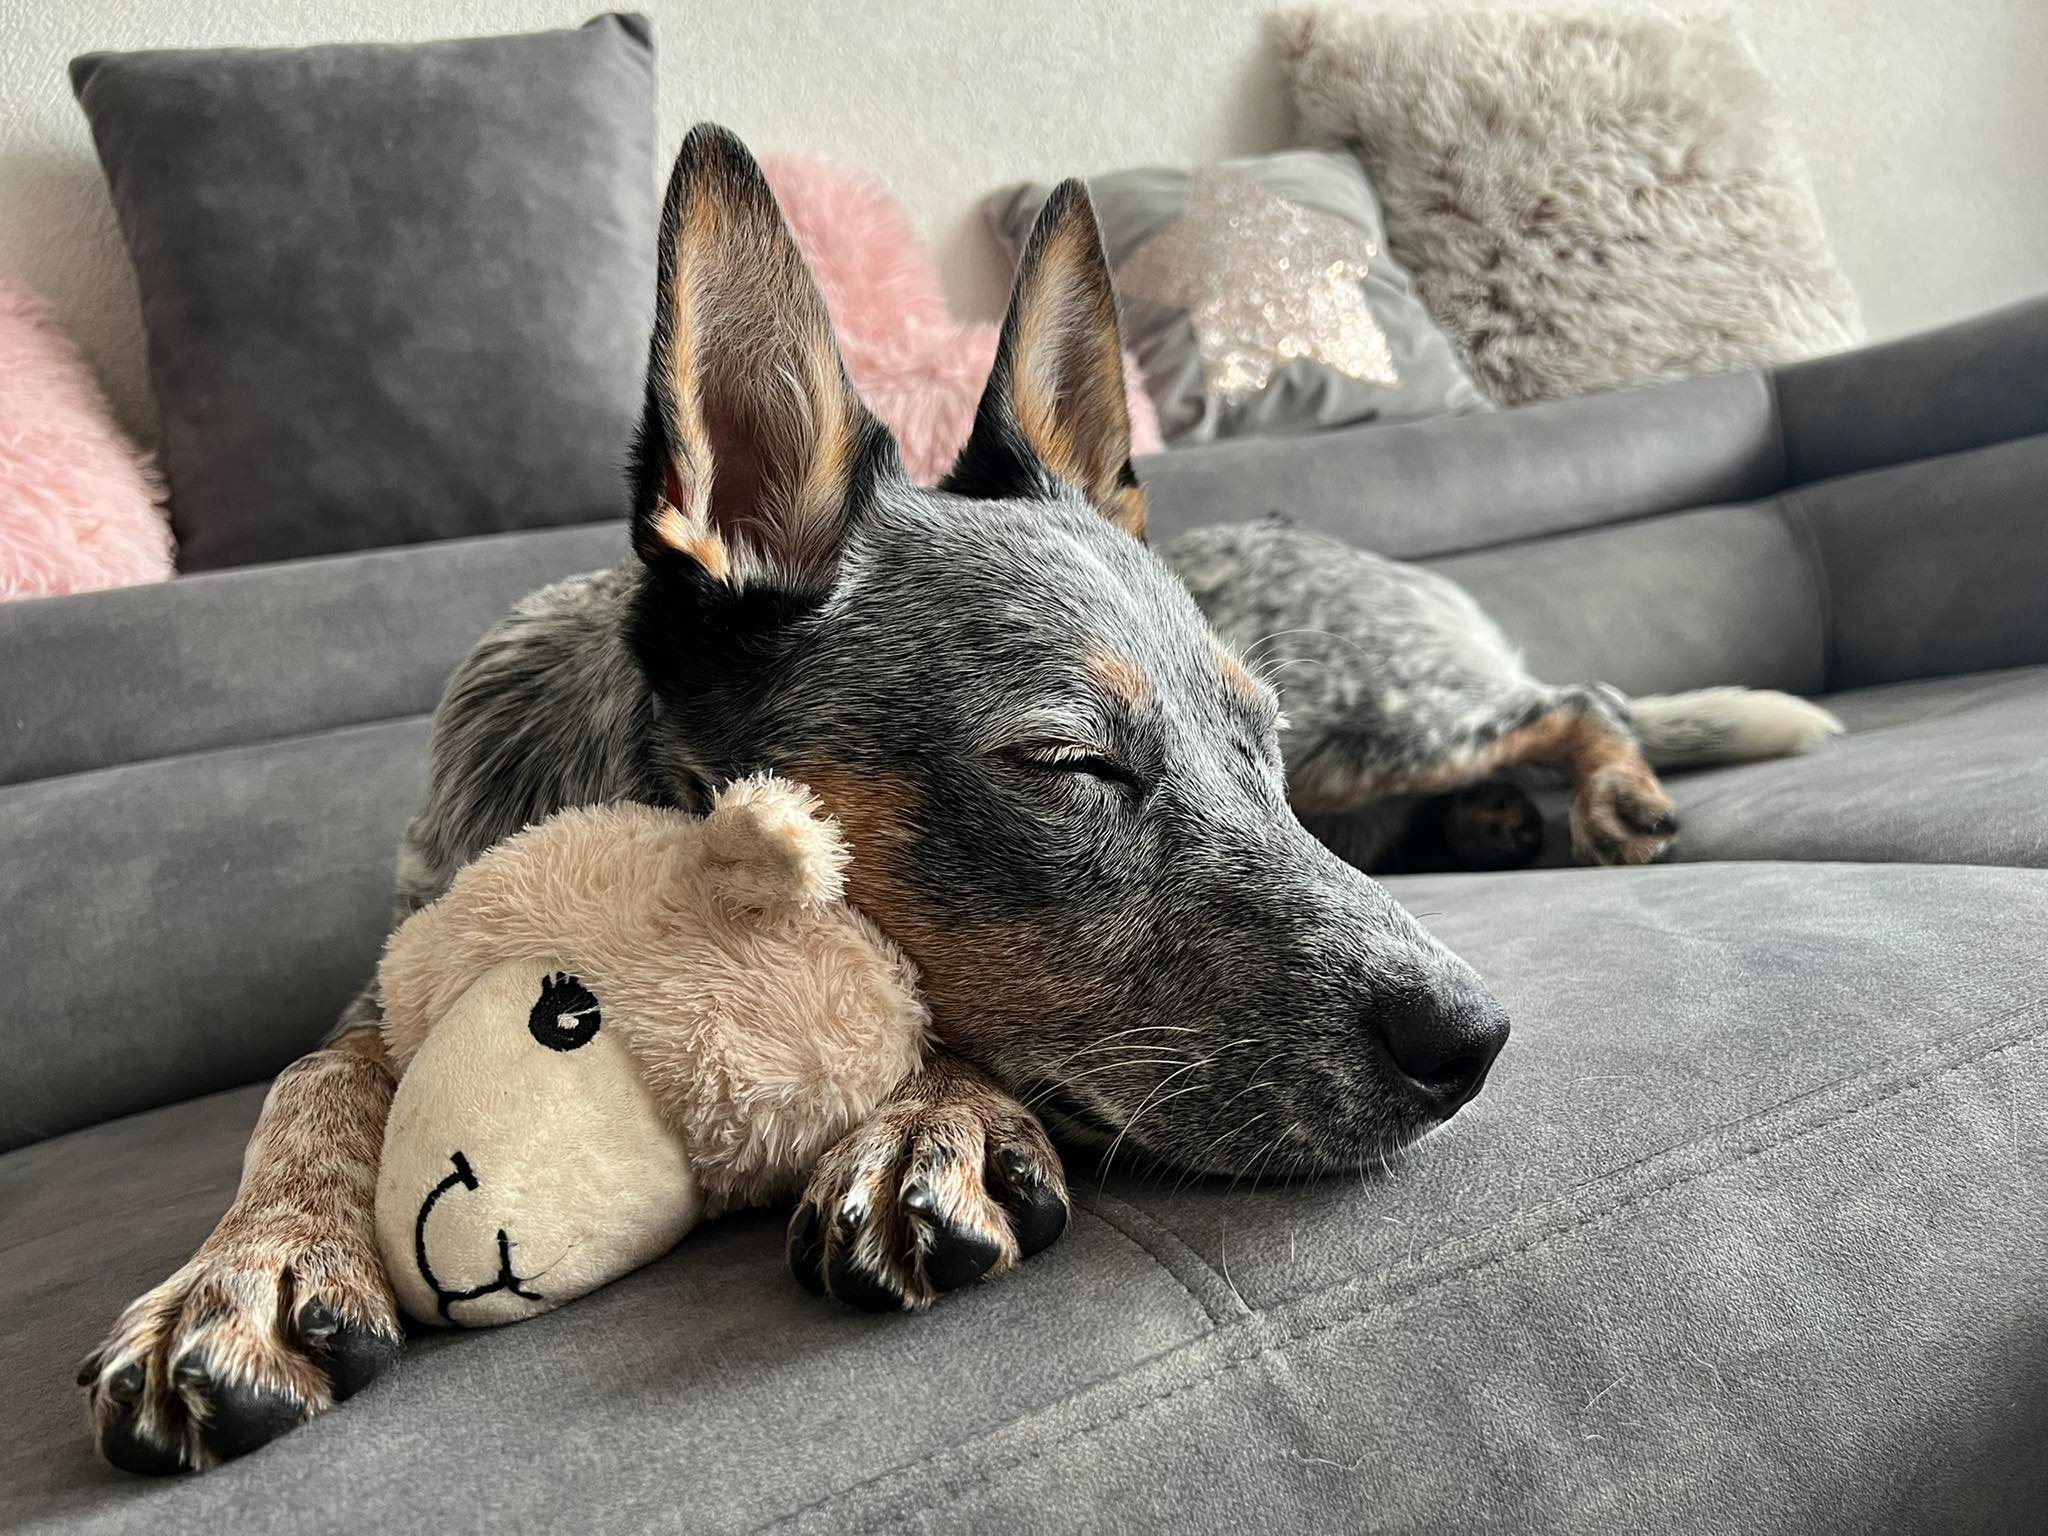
left=1019, top=1027, right=1208, bottom=1094
left=1243, top=626, right=1375, bottom=663
left=1020, top=1055, right=1195, bottom=1111
left=1091, top=1033, right=1261, bottom=1187
left=1171, top=1108, right=1274, bottom=1196
left=1103, top=1077, right=1218, bottom=1184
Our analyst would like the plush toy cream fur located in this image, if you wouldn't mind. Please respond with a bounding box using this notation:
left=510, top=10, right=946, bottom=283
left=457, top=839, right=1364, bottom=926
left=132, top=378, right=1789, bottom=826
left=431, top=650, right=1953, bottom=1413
left=372, top=777, right=929, bottom=1328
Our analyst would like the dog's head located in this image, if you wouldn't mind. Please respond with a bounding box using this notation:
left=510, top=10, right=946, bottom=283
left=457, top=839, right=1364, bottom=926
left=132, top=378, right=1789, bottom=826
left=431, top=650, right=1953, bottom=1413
left=627, top=126, right=1507, bottom=1176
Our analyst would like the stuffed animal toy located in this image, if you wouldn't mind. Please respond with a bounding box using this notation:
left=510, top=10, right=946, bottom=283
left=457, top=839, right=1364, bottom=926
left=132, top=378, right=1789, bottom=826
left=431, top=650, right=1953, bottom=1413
left=371, top=777, right=929, bottom=1328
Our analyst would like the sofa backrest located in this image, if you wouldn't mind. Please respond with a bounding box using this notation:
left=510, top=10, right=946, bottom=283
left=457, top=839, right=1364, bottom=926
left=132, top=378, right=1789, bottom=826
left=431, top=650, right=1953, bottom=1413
left=3, top=299, right=2043, bottom=1150
left=0, top=524, right=627, bottom=1150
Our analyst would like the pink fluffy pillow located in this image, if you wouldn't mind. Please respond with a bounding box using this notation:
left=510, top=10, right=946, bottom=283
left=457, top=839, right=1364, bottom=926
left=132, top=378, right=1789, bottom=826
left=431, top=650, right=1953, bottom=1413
left=762, top=154, right=1162, bottom=485
left=0, top=280, right=170, bottom=600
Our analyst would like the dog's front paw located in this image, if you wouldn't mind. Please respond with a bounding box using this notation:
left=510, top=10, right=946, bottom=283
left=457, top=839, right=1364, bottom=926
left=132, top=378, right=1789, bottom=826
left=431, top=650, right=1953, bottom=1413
left=1572, top=761, right=1678, bottom=866
left=786, top=1067, right=1068, bottom=1311
left=79, top=1223, right=400, bottom=1474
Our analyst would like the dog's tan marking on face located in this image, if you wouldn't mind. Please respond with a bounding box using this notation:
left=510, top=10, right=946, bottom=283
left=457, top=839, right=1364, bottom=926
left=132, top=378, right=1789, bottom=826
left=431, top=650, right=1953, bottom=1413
left=789, top=760, right=1066, bottom=1057
left=1087, top=644, right=1152, bottom=707
left=1209, top=635, right=1264, bottom=705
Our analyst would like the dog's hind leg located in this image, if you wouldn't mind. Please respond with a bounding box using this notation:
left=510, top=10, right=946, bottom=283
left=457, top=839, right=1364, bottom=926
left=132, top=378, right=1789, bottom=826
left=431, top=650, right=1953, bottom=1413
left=1291, top=683, right=1678, bottom=868
left=77, top=993, right=402, bottom=1474
left=1508, top=685, right=1680, bottom=866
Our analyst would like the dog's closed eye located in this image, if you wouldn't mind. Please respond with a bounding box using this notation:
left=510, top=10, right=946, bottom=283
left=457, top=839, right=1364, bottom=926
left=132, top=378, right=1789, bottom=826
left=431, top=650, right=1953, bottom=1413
left=1008, top=741, right=1148, bottom=796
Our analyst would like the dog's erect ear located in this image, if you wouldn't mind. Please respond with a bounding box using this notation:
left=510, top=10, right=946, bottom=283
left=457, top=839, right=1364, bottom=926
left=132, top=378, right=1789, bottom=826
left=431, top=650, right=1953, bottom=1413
left=943, top=181, right=1146, bottom=539
left=631, top=124, right=900, bottom=594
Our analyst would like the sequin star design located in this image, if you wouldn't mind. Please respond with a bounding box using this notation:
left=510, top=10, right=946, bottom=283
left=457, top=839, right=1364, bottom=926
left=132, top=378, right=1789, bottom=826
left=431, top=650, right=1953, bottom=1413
left=1117, top=166, right=1397, bottom=405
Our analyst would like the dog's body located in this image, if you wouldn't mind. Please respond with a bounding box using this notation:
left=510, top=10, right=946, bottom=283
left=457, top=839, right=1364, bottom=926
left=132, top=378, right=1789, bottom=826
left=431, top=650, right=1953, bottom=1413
left=1162, top=518, right=1842, bottom=870
left=78, top=126, right=1830, bottom=1476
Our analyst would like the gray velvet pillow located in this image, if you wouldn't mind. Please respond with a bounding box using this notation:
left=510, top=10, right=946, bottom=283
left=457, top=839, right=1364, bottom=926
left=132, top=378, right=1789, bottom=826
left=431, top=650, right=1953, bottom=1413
left=986, top=149, right=1490, bottom=445
left=71, top=15, right=658, bottom=570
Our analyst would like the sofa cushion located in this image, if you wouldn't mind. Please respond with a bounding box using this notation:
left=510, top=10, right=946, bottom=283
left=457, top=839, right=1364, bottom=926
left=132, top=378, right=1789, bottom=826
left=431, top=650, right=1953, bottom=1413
left=4, top=860, right=2040, bottom=1531
left=0, top=717, right=429, bottom=1151
left=1659, top=666, right=2048, bottom=867
left=1, top=1085, right=1214, bottom=1534
left=71, top=16, right=656, bottom=570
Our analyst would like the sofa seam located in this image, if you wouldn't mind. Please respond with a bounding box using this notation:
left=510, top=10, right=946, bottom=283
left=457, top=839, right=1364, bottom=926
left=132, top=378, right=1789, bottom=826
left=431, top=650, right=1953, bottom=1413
left=1764, top=364, right=1795, bottom=490
left=1066, top=1203, right=1222, bottom=1332
left=0, top=709, right=438, bottom=793
left=765, top=1012, right=2045, bottom=1533
left=1071, top=1190, right=1254, bottom=1327
left=1774, top=488, right=1837, bottom=692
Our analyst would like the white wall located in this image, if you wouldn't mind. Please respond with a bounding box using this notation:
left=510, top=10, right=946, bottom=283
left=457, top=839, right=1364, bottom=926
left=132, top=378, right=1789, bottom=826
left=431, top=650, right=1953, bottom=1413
left=4, top=0, right=2045, bottom=442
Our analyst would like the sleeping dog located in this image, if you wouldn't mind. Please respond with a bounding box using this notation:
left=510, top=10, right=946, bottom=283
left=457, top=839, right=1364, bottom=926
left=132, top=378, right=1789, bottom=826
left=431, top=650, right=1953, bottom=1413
left=78, top=125, right=1830, bottom=1474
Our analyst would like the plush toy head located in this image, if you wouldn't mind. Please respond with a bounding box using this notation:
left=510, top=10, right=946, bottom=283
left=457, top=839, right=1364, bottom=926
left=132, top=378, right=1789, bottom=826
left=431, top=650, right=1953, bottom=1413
left=373, top=777, right=929, bottom=1328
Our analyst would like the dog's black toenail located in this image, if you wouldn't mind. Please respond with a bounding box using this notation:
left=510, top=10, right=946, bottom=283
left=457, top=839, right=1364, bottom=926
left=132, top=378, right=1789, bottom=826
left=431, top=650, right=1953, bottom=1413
left=107, top=1362, right=144, bottom=1404
left=827, top=1249, right=906, bottom=1312
left=921, top=1222, right=1003, bottom=1292
left=900, top=1182, right=938, bottom=1216
left=102, top=1410, right=186, bottom=1477
left=1008, top=1183, right=1070, bottom=1259
left=203, top=1378, right=303, bottom=1462
left=172, top=1356, right=211, bottom=1393
left=76, top=1350, right=104, bottom=1387
left=989, top=1144, right=1068, bottom=1258
left=321, top=1322, right=402, bottom=1400
left=787, top=1206, right=826, bottom=1297
left=297, top=1300, right=338, bottom=1343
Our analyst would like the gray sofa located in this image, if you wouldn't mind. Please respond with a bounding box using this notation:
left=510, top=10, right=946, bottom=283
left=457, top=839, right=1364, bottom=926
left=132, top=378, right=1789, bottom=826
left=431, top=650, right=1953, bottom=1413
left=4, top=299, right=2044, bottom=1532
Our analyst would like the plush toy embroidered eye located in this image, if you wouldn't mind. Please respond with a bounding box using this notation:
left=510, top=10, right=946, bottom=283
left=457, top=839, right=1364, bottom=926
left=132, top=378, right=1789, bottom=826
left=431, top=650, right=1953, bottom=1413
left=529, top=972, right=601, bottom=1052
left=370, top=778, right=931, bottom=1329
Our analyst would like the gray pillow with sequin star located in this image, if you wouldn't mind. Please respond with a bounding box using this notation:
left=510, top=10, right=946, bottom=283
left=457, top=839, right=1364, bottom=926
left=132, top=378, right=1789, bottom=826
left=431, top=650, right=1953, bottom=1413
left=985, top=148, right=1491, bottom=446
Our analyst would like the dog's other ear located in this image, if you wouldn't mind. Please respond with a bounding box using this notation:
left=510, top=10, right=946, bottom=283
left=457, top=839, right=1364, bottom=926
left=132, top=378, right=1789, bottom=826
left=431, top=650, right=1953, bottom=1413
left=943, top=181, right=1146, bottom=539
left=631, top=124, right=900, bottom=595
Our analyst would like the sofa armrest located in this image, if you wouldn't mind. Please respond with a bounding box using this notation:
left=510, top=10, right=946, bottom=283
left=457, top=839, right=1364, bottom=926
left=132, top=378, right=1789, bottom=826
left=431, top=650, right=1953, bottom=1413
left=1775, top=296, right=2048, bottom=487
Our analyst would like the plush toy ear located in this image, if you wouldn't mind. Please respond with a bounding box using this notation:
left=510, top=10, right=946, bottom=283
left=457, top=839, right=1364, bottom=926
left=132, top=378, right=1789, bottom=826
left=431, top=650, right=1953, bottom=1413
left=702, top=775, right=850, bottom=912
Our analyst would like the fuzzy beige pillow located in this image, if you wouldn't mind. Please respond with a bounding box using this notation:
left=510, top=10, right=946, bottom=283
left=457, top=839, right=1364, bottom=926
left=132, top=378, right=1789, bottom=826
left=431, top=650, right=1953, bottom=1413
left=1277, top=9, right=1863, bottom=404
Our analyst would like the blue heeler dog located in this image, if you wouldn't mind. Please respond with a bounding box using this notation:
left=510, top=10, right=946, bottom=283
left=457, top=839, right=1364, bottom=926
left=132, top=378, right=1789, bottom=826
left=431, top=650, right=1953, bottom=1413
left=78, top=125, right=1836, bottom=1474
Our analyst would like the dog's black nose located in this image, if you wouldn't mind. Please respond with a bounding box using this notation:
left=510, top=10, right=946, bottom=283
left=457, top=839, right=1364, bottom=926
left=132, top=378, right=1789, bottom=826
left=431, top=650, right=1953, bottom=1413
left=1370, top=983, right=1511, bottom=1112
